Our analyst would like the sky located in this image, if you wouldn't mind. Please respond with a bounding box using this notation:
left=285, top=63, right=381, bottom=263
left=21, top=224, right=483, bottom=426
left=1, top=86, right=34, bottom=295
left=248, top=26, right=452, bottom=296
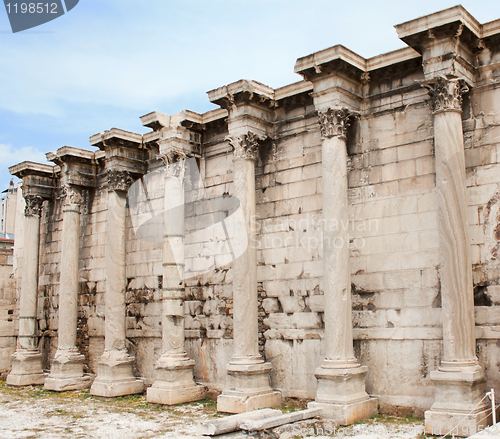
left=1, top=0, right=500, bottom=191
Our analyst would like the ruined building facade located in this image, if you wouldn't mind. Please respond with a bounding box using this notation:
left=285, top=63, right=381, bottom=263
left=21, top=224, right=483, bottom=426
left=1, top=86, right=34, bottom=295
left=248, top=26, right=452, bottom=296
left=2, top=6, right=500, bottom=435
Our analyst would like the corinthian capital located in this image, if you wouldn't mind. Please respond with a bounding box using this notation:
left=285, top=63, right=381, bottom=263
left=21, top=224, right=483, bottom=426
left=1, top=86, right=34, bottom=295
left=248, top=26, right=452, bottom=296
left=229, top=132, right=263, bottom=160
left=161, top=147, right=188, bottom=178
left=317, top=108, right=351, bottom=140
left=61, top=185, right=83, bottom=205
left=106, top=170, right=133, bottom=192
left=424, top=76, right=469, bottom=113
left=24, top=195, right=44, bottom=217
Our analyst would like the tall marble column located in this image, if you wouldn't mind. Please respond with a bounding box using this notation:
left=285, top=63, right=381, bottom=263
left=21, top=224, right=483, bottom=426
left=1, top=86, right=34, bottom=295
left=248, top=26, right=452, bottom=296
left=217, top=133, right=281, bottom=414
left=6, top=195, right=46, bottom=386
left=147, top=151, right=204, bottom=405
left=91, top=170, right=144, bottom=397
left=424, top=77, right=490, bottom=436
left=308, top=108, right=377, bottom=425
left=45, top=185, right=92, bottom=391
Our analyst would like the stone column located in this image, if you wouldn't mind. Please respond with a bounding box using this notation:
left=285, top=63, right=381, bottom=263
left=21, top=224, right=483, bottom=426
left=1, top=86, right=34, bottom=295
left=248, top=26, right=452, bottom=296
left=308, top=108, right=377, bottom=425
left=147, top=152, right=204, bottom=405
left=424, top=77, right=490, bottom=436
left=91, top=170, right=144, bottom=397
left=6, top=195, right=46, bottom=386
left=45, top=186, right=92, bottom=391
left=217, top=133, right=281, bottom=414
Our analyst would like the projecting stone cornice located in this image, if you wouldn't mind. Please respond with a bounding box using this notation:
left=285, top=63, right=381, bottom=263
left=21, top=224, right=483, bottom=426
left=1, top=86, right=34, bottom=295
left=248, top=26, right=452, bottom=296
left=395, top=5, right=500, bottom=84
left=91, top=129, right=146, bottom=178
left=90, top=128, right=143, bottom=150
left=295, top=45, right=422, bottom=92
left=46, top=146, right=95, bottom=164
left=140, top=110, right=202, bottom=158
left=46, top=146, right=97, bottom=188
left=395, top=5, right=482, bottom=49
left=295, top=45, right=366, bottom=82
left=207, top=79, right=276, bottom=109
left=9, top=161, right=56, bottom=200
left=9, top=161, right=55, bottom=178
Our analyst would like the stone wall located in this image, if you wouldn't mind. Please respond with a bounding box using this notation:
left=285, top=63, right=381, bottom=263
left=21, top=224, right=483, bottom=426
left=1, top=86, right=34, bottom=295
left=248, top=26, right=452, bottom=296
left=4, top=5, right=500, bottom=420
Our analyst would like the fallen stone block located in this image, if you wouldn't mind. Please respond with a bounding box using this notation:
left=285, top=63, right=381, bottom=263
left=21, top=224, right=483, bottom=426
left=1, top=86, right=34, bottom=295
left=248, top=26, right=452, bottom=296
left=198, top=408, right=282, bottom=436
left=240, top=408, right=322, bottom=432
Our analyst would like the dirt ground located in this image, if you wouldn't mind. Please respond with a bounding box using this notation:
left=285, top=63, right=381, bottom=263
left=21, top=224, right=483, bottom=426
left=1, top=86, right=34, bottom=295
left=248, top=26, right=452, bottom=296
left=0, top=382, right=426, bottom=438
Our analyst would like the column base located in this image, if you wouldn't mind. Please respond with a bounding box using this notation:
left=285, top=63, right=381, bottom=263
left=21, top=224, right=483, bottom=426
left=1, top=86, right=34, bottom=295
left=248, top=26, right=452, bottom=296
left=90, top=350, right=143, bottom=397
left=311, top=364, right=377, bottom=425
left=147, top=356, right=205, bottom=405
left=217, top=362, right=281, bottom=413
left=44, top=349, right=93, bottom=391
left=425, top=366, right=491, bottom=437
left=308, top=398, right=379, bottom=426
left=6, top=349, right=46, bottom=387
left=45, top=375, right=94, bottom=392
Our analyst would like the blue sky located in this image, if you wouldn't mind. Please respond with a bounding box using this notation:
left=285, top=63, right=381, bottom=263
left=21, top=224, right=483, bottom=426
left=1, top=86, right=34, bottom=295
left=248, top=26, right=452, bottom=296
left=1, top=0, right=500, bottom=190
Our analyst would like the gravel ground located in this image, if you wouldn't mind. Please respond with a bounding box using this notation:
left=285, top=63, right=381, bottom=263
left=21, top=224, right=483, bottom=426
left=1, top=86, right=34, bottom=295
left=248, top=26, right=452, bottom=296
left=0, top=382, right=426, bottom=439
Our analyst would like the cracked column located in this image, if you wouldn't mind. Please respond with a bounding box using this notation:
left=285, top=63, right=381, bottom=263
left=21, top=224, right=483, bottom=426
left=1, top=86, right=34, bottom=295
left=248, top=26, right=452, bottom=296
left=394, top=9, right=492, bottom=435
left=144, top=113, right=204, bottom=404
left=45, top=147, right=96, bottom=391
left=90, top=130, right=145, bottom=397
left=208, top=81, right=281, bottom=413
left=423, top=77, right=489, bottom=435
left=295, top=47, right=377, bottom=424
left=7, top=162, right=55, bottom=386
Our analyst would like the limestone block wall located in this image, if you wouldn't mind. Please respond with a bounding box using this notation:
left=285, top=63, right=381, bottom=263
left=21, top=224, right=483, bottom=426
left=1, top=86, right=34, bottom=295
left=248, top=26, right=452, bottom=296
left=466, top=82, right=500, bottom=394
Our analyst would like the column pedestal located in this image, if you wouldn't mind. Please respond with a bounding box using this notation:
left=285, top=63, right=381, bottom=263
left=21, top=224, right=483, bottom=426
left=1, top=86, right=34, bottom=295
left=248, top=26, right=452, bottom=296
left=7, top=349, right=45, bottom=386
left=147, top=356, right=204, bottom=405
left=44, top=349, right=92, bottom=391
left=91, top=351, right=144, bottom=397
left=425, top=365, right=490, bottom=436
left=308, top=365, right=378, bottom=425
left=217, top=362, right=281, bottom=414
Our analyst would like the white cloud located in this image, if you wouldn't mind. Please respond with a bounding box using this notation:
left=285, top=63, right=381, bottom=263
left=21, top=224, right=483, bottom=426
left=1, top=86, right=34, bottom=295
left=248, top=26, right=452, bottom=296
left=0, top=144, right=49, bottom=168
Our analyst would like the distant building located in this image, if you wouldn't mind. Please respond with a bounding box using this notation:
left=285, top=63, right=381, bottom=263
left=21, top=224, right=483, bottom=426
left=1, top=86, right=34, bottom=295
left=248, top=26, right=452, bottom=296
left=0, top=180, right=18, bottom=237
